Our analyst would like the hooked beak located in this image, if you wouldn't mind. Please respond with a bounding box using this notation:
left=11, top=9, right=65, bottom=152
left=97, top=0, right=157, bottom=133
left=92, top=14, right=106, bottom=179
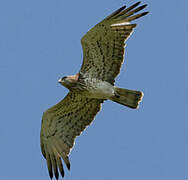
left=58, top=78, right=62, bottom=83
left=58, top=76, right=67, bottom=83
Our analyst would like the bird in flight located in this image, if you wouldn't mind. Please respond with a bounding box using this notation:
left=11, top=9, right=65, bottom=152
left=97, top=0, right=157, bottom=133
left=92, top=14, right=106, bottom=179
left=40, top=1, right=148, bottom=179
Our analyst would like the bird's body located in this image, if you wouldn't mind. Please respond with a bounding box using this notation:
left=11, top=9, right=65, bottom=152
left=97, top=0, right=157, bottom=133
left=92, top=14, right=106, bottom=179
left=86, top=79, right=115, bottom=99
left=40, top=2, right=148, bottom=179
left=62, top=73, right=115, bottom=99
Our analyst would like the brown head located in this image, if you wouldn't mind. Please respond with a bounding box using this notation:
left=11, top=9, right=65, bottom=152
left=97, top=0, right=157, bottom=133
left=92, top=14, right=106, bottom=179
left=58, top=73, right=79, bottom=90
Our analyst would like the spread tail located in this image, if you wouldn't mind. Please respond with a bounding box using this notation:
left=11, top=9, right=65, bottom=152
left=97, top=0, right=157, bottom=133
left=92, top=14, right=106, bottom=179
left=111, top=87, right=144, bottom=109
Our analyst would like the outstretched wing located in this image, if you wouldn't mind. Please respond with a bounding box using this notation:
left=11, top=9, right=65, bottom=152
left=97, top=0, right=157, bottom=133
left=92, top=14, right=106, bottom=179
left=80, top=2, right=148, bottom=84
left=40, top=92, right=103, bottom=179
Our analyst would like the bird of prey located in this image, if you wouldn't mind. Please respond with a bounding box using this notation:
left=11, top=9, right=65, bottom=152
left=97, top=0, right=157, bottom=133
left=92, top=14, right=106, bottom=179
left=40, top=2, right=148, bottom=179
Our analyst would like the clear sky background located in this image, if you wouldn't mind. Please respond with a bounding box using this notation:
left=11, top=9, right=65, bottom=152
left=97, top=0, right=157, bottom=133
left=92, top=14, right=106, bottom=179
left=0, top=0, right=188, bottom=179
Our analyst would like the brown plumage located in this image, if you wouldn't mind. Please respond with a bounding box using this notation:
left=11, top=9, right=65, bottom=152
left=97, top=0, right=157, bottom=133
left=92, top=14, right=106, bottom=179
left=40, top=2, right=148, bottom=179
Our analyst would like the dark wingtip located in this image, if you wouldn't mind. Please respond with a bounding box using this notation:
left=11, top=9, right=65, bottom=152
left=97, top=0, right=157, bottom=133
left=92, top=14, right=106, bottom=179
left=141, top=4, right=148, bottom=9
left=55, top=172, right=59, bottom=180
left=67, top=163, right=71, bottom=171
left=60, top=169, right=65, bottom=178
left=120, top=5, right=126, bottom=10
left=142, top=11, right=149, bottom=16
left=49, top=171, right=53, bottom=179
left=59, top=164, right=65, bottom=178
left=135, top=1, right=141, bottom=6
left=105, top=4, right=126, bottom=20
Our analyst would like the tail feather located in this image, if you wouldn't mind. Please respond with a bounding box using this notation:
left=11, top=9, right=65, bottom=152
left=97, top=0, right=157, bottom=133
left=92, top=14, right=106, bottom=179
left=111, top=87, right=143, bottom=109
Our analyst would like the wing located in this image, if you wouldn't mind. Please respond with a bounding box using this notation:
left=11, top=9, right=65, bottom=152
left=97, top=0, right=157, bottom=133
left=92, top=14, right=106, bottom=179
left=40, top=92, right=103, bottom=179
left=80, top=2, right=148, bottom=84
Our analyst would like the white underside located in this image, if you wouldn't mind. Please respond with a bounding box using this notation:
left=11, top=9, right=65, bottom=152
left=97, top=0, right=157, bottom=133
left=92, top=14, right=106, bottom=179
left=88, top=81, right=115, bottom=99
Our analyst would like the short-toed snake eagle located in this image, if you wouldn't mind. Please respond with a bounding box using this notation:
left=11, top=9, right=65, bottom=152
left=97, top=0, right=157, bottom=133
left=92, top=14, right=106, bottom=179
left=40, top=2, right=148, bottom=179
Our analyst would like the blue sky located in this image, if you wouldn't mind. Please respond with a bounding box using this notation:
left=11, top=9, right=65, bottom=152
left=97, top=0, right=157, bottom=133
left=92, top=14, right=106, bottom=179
left=1, top=0, right=188, bottom=179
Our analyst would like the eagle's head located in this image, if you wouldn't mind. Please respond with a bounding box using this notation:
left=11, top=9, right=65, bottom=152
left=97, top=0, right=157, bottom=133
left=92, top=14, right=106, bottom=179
left=58, top=74, right=79, bottom=89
